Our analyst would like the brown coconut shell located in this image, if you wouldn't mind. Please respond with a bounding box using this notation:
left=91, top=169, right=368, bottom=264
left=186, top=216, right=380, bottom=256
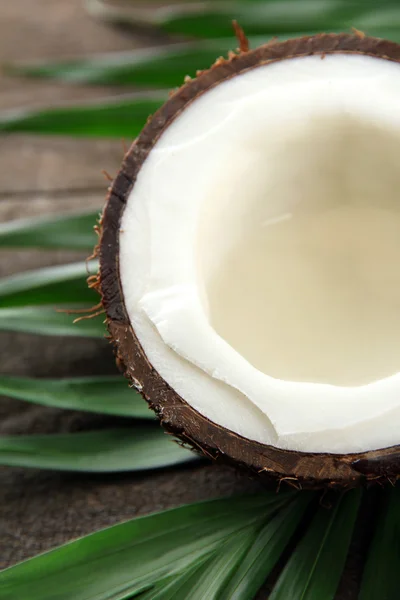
left=98, top=33, right=400, bottom=490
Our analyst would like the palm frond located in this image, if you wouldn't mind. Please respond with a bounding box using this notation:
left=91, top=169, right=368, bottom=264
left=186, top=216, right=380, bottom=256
left=359, top=485, right=400, bottom=600
left=139, top=557, right=217, bottom=600
left=0, top=210, right=99, bottom=250
left=270, top=489, right=362, bottom=600
left=220, top=493, right=311, bottom=599
left=3, top=35, right=311, bottom=88
left=0, top=426, right=197, bottom=472
left=0, top=261, right=103, bottom=336
left=86, top=0, right=400, bottom=38
left=0, top=94, right=166, bottom=138
left=8, top=31, right=400, bottom=89
left=0, top=375, right=153, bottom=418
left=0, top=306, right=104, bottom=337
left=0, top=261, right=97, bottom=308
left=143, top=527, right=262, bottom=600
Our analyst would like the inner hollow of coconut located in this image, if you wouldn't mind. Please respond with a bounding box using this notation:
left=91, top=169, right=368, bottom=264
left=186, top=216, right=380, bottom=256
left=120, top=53, right=400, bottom=454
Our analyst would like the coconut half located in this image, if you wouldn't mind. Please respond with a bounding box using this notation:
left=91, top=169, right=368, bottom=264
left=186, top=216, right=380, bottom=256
left=99, top=33, right=400, bottom=488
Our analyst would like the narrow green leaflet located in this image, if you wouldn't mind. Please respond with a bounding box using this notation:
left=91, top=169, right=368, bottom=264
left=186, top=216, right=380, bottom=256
left=0, top=425, right=197, bottom=472
left=359, top=485, right=400, bottom=600
left=143, top=527, right=260, bottom=600
left=0, top=210, right=99, bottom=250
left=172, top=528, right=258, bottom=600
left=160, top=11, right=400, bottom=40
left=0, top=306, right=105, bottom=337
left=0, top=493, right=291, bottom=600
left=140, top=557, right=215, bottom=600
left=221, top=492, right=312, bottom=600
left=269, top=489, right=362, bottom=600
left=0, top=261, right=98, bottom=308
left=4, top=35, right=303, bottom=88
left=143, top=492, right=313, bottom=600
left=112, top=0, right=400, bottom=38
left=0, top=260, right=104, bottom=336
left=10, top=28, right=400, bottom=88
left=0, top=94, right=166, bottom=138
left=0, top=375, right=153, bottom=418
left=6, top=40, right=234, bottom=87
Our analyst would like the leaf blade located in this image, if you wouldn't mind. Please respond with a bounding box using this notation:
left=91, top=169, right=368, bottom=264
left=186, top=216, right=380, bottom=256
left=0, top=94, right=166, bottom=138
left=0, top=210, right=99, bottom=250
left=270, top=489, right=362, bottom=600
left=143, top=526, right=261, bottom=600
left=139, top=557, right=214, bottom=600
left=221, top=492, right=312, bottom=600
left=8, top=41, right=232, bottom=88
left=11, top=29, right=400, bottom=88
left=359, top=485, right=400, bottom=600
left=118, top=0, right=400, bottom=38
left=0, top=426, right=197, bottom=472
left=3, top=35, right=311, bottom=88
left=176, top=527, right=258, bottom=600
left=0, top=305, right=105, bottom=337
left=0, top=375, right=153, bottom=418
left=0, top=261, right=98, bottom=308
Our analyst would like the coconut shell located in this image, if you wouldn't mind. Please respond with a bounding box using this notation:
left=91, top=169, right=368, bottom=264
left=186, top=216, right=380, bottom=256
left=99, top=33, right=400, bottom=489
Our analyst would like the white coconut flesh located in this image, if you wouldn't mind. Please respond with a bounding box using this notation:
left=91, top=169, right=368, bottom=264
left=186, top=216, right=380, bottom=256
left=120, top=53, right=400, bottom=454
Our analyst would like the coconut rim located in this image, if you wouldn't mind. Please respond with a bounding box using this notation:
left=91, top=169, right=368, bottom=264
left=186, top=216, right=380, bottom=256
left=99, top=33, right=400, bottom=488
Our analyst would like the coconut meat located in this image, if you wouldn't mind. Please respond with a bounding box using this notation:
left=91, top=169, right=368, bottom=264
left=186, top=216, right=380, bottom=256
left=120, top=53, right=400, bottom=454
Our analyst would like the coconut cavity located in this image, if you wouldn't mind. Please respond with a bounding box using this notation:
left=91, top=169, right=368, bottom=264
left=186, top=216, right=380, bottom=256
left=204, top=116, right=400, bottom=387
left=120, top=51, right=400, bottom=454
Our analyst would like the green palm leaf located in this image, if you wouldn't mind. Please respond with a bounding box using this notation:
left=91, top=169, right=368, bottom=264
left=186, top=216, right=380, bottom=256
left=144, top=527, right=261, bottom=600
left=359, top=485, right=400, bottom=600
left=0, top=493, right=294, bottom=600
left=220, top=492, right=311, bottom=599
left=0, top=210, right=99, bottom=250
left=0, top=261, right=98, bottom=308
left=0, top=306, right=104, bottom=337
left=6, top=40, right=237, bottom=87
left=270, top=489, right=362, bottom=600
left=0, top=262, right=106, bottom=336
left=139, top=557, right=216, bottom=600
left=0, top=375, right=152, bottom=418
left=87, top=0, right=400, bottom=38
left=157, top=5, right=400, bottom=39
left=0, top=94, right=166, bottom=138
left=145, top=492, right=312, bottom=600
left=3, top=35, right=306, bottom=88
left=8, top=28, right=400, bottom=89
left=0, top=426, right=196, bottom=472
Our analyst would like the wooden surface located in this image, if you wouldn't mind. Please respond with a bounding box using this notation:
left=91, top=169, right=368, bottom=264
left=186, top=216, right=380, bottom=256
left=0, top=4, right=366, bottom=598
